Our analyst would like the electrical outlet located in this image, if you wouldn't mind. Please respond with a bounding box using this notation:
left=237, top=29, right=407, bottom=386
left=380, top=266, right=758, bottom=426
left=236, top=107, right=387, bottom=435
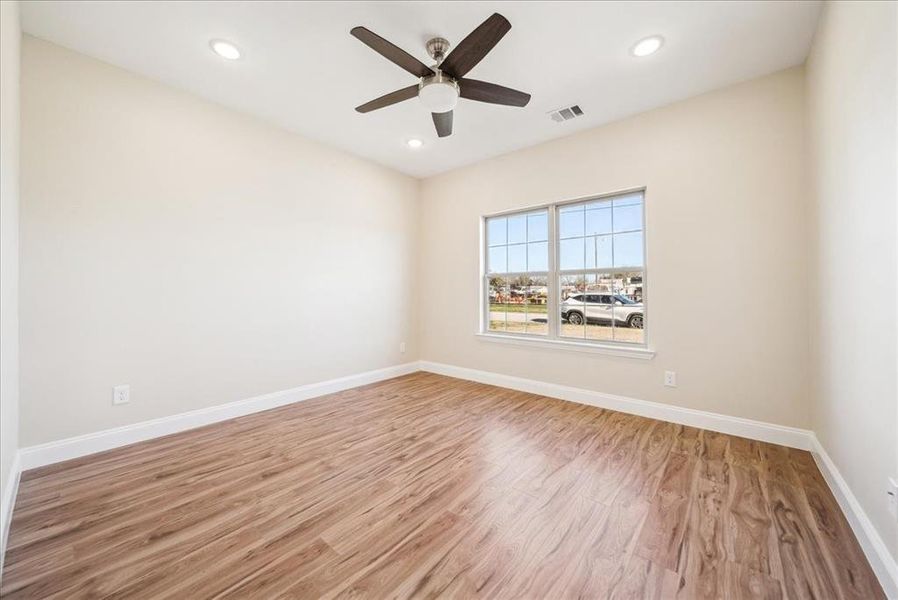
left=399, top=341, right=407, bottom=354
left=112, top=384, right=130, bottom=405
left=664, top=371, right=677, bottom=388
left=888, top=477, right=898, bottom=520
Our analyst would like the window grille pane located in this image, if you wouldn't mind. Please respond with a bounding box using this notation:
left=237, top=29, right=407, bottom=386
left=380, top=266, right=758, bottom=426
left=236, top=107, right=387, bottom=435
left=525, top=276, right=548, bottom=335
left=527, top=241, right=548, bottom=271
left=488, top=246, right=507, bottom=273
left=559, top=206, right=584, bottom=239
left=613, top=231, right=643, bottom=267
left=487, top=276, right=508, bottom=332
left=560, top=237, right=585, bottom=270
left=508, top=244, right=527, bottom=272
left=559, top=274, right=587, bottom=339
left=527, top=212, right=548, bottom=242
left=507, top=214, right=527, bottom=244
left=487, top=217, right=506, bottom=246
left=613, top=201, right=642, bottom=232
left=586, top=206, right=612, bottom=235
left=613, top=270, right=645, bottom=344
left=585, top=235, right=613, bottom=269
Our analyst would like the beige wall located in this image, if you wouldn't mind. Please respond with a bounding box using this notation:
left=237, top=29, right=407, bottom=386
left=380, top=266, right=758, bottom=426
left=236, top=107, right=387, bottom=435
left=19, top=37, right=419, bottom=445
left=806, top=0, right=898, bottom=563
left=1, top=0, right=21, bottom=530
left=419, top=67, right=810, bottom=428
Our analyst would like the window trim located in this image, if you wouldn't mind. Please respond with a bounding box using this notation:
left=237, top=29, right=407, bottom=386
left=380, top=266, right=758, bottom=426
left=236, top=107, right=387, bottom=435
left=475, top=332, right=656, bottom=359
left=479, top=187, right=651, bottom=356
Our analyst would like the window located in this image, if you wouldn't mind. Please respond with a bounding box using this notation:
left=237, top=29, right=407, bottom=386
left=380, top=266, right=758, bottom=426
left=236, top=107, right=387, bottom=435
left=486, top=209, right=549, bottom=335
left=482, top=190, right=646, bottom=347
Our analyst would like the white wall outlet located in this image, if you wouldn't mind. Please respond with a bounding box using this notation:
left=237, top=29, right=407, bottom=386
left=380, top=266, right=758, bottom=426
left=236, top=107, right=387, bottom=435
left=664, top=371, right=677, bottom=387
left=888, top=477, right=898, bottom=520
left=399, top=341, right=406, bottom=354
left=112, top=384, right=130, bottom=405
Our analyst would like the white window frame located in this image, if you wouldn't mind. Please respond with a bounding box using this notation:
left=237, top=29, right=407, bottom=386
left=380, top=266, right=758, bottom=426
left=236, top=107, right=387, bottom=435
left=478, top=187, right=654, bottom=359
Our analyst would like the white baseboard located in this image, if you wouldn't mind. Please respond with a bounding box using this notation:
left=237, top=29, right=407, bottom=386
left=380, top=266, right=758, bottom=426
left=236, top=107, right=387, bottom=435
left=18, top=362, right=419, bottom=471
left=810, top=436, right=898, bottom=598
left=419, top=361, right=814, bottom=450
left=0, top=450, right=22, bottom=581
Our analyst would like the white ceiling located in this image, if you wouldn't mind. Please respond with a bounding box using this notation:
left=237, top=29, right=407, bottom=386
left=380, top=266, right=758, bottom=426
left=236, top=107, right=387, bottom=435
left=21, top=1, right=822, bottom=178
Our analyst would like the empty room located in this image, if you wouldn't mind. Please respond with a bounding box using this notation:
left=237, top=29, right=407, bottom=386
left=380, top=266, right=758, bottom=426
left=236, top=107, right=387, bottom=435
left=0, top=0, right=896, bottom=598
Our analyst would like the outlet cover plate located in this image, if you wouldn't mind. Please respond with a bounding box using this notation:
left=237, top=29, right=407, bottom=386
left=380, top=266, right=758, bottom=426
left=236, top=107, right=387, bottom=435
left=664, top=371, right=677, bottom=387
left=113, top=384, right=130, bottom=405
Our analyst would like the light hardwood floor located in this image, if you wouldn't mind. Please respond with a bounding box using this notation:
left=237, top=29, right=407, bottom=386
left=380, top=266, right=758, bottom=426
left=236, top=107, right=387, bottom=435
left=0, top=372, right=883, bottom=599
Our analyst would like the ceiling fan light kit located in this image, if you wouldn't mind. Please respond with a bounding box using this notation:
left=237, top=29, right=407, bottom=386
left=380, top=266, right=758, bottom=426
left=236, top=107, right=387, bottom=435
left=351, top=13, right=531, bottom=138
left=419, top=73, right=459, bottom=114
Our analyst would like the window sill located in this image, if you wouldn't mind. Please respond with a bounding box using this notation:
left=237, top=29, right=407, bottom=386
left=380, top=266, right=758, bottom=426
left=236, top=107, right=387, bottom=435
left=475, top=332, right=655, bottom=360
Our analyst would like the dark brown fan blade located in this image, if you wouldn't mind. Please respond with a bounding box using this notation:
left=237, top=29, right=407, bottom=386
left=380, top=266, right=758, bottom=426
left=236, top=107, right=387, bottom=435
left=459, top=79, right=530, bottom=107
left=432, top=111, right=453, bottom=137
left=355, top=85, right=419, bottom=113
left=439, top=13, right=511, bottom=79
left=351, top=27, right=435, bottom=78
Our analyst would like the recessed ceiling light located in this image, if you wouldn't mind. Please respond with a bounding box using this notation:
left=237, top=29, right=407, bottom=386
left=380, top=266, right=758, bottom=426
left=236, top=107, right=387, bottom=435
left=631, top=35, right=664, bottom=58
left=406, top=138, right=423, bottom=149
left=210, top=39, right=241, bottom=60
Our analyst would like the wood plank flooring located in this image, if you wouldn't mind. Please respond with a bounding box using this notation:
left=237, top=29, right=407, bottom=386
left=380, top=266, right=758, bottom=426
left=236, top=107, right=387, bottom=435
left=0, top=372, right=883, bottom=599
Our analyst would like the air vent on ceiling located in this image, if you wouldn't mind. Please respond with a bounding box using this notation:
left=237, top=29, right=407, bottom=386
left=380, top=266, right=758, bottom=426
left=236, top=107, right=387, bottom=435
left=548, top=104, right=584, bottom=123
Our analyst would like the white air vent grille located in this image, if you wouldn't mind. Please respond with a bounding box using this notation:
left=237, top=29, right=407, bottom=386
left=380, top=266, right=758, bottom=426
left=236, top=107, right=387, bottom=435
left=548, top=105, right=584, bottom=123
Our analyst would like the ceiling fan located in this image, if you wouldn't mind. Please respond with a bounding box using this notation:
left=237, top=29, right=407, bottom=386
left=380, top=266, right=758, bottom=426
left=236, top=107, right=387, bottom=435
left=350, top=13, right=531, bottom=138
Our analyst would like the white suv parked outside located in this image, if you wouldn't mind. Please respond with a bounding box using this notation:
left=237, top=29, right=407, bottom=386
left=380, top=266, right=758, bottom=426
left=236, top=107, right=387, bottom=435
left=560, top=293, right=644, bottom=329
